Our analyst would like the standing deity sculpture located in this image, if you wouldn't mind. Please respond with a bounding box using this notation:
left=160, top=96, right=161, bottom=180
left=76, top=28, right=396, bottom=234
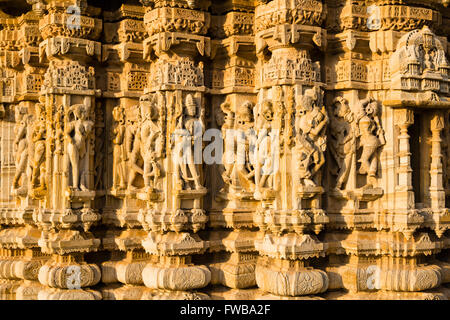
left=173, top=94, right=205, bottom=191
left=234, top=101, right=257, bottom=193
left=295, top=86, right=328, bottom=187
left=329, top=97, right=355, bottom=190
left=126, top=111, right=143, bottom=191
left=12, top=105, right=31, bottom=191
left=30, top=102, right=47, bottom=193
left=140, top=95, right=163, bottom=192
left=216, top=100, right=235, bottom=193
left=65, top=103, right=94, bottom=191
left=354, top=98, right=385, bottom=188
left=112, top=105, right=127, bottom=191
left=254, top=100, right=275, bottom=200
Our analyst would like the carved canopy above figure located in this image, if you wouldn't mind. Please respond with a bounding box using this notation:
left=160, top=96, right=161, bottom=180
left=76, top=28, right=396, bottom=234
left=388, top=26, right=450, bottom=107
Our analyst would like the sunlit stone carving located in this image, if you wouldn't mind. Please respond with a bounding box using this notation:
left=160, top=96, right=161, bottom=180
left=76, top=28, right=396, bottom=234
left=0, top=0, right=448, bottom=301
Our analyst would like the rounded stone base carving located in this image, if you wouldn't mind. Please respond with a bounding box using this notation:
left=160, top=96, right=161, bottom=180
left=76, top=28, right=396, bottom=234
left=0, top=259, right=44, bottom=281
left=210, top=263, right=256, bottom=289
left=15, top=281, right=44, bottom=300
left=37, top=288, right=102, bottom=300
left=15, top=260, right=44, bottom=281
left=142, top=264, right=211, bottom=291
left=255, top=264, right=328, bottom=296
left=100, top=284, right=147, bottom=300
left=140, top=289, right=210, bottom=300
left=0, top=259, right=17, bottom=280
left=385, top=266, right=442, bottom=292
left=38, top=262, right=101, bottom=289
left=357, top=264, right=442, bottom=292
left=101, top=260, right=146, bottom=285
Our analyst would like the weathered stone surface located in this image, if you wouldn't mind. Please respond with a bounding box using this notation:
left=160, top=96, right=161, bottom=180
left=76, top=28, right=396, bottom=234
left=0, top=0, right=449, bottom=300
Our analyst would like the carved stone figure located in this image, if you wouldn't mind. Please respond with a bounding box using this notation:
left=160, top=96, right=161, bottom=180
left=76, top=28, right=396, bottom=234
left=65, top=104, right=94, bottom=191
left=12, top=106, right=30, bottom=191
left=329, top=97, right=355, bottom=190
left=355, top=98, right=386, bottom=188
left=173, top=94, right=205, bottom=191
left=234, top=101, right=256, bottom=193
left=216, top=100, right=235, bottom=193
left=30, top=102, right=46, bottom=192
left=126, top=115, right=143, bottom=191
left=1, top=0, right=450, bottom=302
left=140, top=95, right=163, bottom=192
left=254, top=100, right=275, bottom=200
left=295, top=86, right=328, bottom=187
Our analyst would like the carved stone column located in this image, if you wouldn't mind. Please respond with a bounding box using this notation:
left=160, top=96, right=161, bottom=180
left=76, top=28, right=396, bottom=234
left=0, top=7, right=50, bottom=300
left=322, top=1, right=448, bottom=299
left=430, top=111, right=445, bottom=210
left=33, top=0, right=103, bottom=299
left=252, top=0, right=329, bottom=298
left=99, top=3, right=151, bottom=299
left=139, top=0, right=211, bottom=299
left=0, top=0, right=450, bottom=301
left=206, top=0, right=259, bottom=298
left=394, top=108, right=415, bottom=214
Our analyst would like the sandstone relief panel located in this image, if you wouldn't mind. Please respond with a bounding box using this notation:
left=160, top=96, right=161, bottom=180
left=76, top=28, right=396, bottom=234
left=0, top=0, right=448, bottom=301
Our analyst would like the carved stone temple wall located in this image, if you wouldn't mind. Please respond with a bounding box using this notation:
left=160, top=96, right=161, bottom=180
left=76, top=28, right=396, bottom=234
left=0, top=0, right=450, bottom=300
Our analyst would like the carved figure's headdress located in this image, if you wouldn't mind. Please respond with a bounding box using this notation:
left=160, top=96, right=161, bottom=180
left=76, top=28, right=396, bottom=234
left=261, top=100, right=274, bottom=120
left=185, top=94, right=196, bottom=108
left=237, top=101, right=254, bottom=123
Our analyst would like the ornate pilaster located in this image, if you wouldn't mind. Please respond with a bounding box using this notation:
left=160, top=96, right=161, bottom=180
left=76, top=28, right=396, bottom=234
left=322, top=1, right=449, bottom=299
left=138, top=0, right=211, bottom=299
left=99, top=3, right=150, bottom=299
left=206, top=0, right=258, bottom=298
left=31, top=0, right=103, bottom=299
left=394, top=108, right=415, bottom=213
left=252, top=0, right=329, bottom=298
left=430, top=111, right=446, bottom=210
left=0, top=0, right=450, bottom=302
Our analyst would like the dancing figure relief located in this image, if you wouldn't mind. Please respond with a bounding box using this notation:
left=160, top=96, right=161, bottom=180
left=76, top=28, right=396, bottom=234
left=295, top=86, right=328, bottom=188
left=355, top=98, right=386, bottom=188
left=126, top=112, right=143, bottom=191
left=30, top=102, right=47, bottom=193
left=140, top=95, right=163, bottom=192
left=329, top=97, right=355, bottom=191
left=12, top=106, right=31, bottom=191
left=254, top=100, right=276, bottom=200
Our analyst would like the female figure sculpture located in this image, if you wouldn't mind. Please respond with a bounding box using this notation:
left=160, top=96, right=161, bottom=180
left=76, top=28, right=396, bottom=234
left=65, top=104, right=94, bottom=191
